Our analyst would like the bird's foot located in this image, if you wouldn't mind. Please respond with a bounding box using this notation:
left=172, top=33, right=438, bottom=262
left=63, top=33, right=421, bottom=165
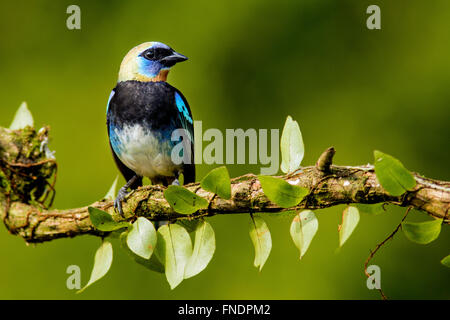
left=171, top=178, right=180, bottom=186
left=114, top=186, right=130, bottom=216
left=114, top=175, right=140, bottom=215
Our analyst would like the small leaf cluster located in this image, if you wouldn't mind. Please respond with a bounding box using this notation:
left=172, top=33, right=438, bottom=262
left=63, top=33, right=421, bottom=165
left=81, top=165, right=232, bottom=291
left=372, top=150, right=447, bottom=265
left=85, top=206, right=217, bottom=290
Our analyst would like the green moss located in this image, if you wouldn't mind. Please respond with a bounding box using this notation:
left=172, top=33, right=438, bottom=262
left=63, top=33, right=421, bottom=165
left=0, top=169, right=11, bottom=193
left=0, top=126, right=56, bottom=205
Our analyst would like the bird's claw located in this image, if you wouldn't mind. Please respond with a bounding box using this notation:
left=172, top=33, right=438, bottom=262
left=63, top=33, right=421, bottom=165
left=114, top=187, right=130, bottom=216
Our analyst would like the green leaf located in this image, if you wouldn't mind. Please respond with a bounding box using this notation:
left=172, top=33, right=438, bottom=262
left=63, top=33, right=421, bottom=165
left=249, top=215, right=272, bottom=271
left=258, top=175, right=308, bottom=208
left=354, top=203, right=385, bottom=215
left=164, top=185, right=209, bottom=215
left=441, top=255, right=450, bottom=268
left=374, top=150, right=416, bottom=196
left=184, top=220, right=216, bottom=279
left=9, top=102, right=34, bottom=130
left=280, top=115, right=304, bottom=174
left=120, top=232, right=164, bottom=273
left=178, top=173, right=185, bottom=186
left=104, top=176, right=119, bottom=201
left=402, top=219, right=442, bottom=244
left=127, top=217, right=157, bottom=259
left=200, top=166, right=231, bottom=199
left=88, top=207, right=129, bottom=232
left=339, top=206, right=360, bottom=247
left=77, top=240, right=113, bottom=293
left=158, top=224, right=192, bottom=289
left=290, top=210, right=318, bottom=259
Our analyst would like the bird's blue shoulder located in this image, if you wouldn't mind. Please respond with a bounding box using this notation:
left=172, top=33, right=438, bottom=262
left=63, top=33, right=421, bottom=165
left=174, top=91, right=193, bottom=125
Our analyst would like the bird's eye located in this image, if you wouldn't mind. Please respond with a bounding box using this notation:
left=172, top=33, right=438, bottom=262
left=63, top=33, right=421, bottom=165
left=143, top=50, right=155, bottom=60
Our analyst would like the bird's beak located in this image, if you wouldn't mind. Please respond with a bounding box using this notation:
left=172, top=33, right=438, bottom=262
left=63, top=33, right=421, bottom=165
left=160, top=52, right=188, bottom=66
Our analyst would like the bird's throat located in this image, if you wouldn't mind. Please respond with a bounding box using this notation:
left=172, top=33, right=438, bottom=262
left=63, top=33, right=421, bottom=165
left=134, top=69, right=169, bottom=82
left=152, top=69, right=169, bottom=82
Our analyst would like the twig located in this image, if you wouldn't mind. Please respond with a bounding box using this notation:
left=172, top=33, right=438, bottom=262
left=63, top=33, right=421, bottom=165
left=364, top=206, right=412, bottom=300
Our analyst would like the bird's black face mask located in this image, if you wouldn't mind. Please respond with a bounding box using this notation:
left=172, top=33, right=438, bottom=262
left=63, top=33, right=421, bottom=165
left=141, top=47, right=188, bottom=68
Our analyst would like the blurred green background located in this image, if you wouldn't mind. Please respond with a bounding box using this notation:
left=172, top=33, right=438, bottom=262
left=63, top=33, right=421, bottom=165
left=0, top=0, right=449, bottom=299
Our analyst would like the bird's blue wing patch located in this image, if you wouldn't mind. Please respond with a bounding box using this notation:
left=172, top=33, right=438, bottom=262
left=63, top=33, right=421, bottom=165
left=175, top=92, right=193, bottom=125
left=108, top=123, right=122, bottom=157
left=106, top=90, right=115, bottom=113
left=172, top=91, right=194, bottom=165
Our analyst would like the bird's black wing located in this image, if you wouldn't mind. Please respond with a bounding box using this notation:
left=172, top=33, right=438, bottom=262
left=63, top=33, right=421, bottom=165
left=106, top=88, right=142, bottom=188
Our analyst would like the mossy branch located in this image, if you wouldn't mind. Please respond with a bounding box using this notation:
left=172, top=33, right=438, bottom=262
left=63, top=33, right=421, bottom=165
left=1, top=126, right=449, bottom=243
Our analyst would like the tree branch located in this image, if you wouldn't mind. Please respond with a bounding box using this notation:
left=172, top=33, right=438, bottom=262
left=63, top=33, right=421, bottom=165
left=1, top=127, right=449, bottom=243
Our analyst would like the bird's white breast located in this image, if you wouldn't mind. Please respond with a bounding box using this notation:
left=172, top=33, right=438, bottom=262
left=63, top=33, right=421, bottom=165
left=113, top=124, right=179, bottom=179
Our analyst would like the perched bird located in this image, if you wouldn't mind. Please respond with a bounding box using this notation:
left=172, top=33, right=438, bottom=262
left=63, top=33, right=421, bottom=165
left=106, top=42, right=195, bottom=214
